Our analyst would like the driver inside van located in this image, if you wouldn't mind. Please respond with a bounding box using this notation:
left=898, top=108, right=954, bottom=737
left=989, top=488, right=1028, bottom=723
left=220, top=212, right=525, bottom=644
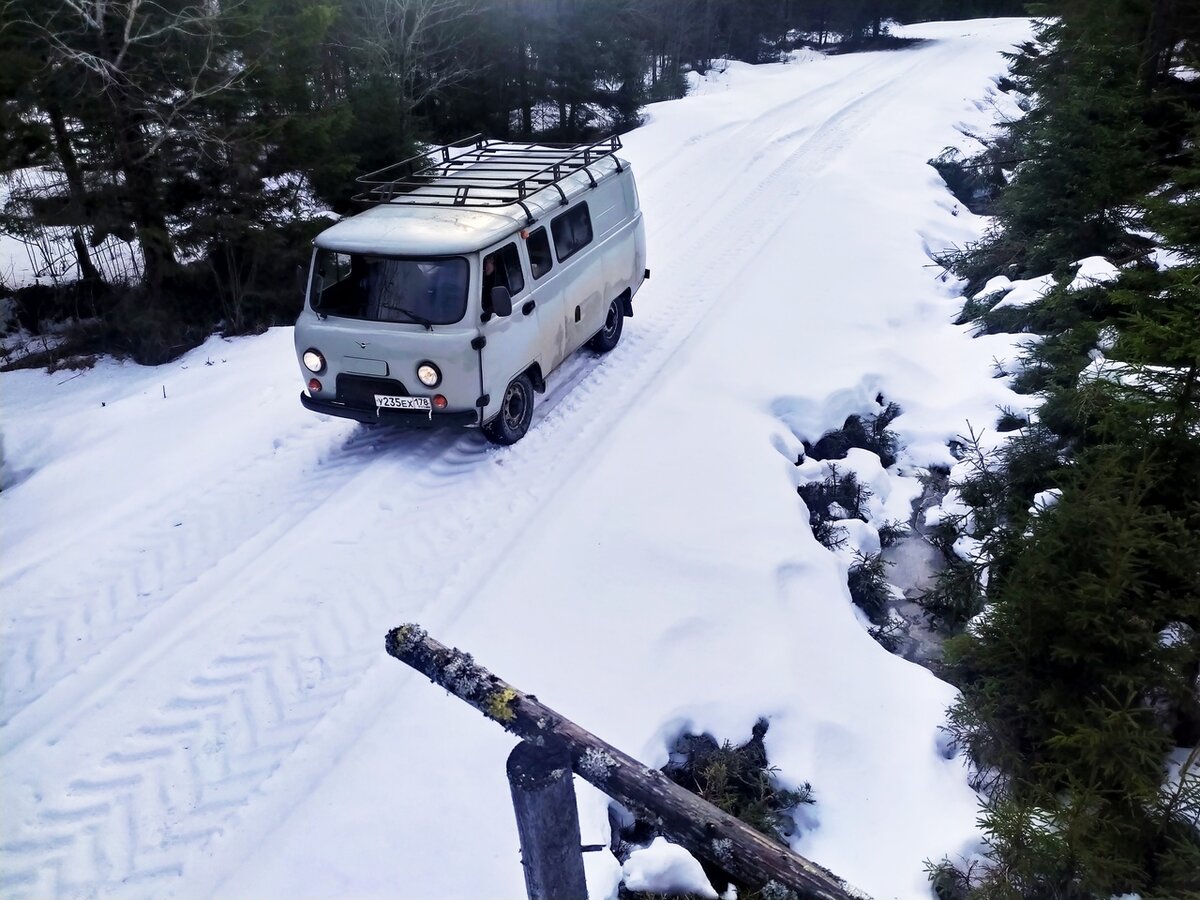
left=482, top=253, right=499, bottom=296
left=482, top=250, right=511, bottom=306
left=481, top=245, right=527, bottom=318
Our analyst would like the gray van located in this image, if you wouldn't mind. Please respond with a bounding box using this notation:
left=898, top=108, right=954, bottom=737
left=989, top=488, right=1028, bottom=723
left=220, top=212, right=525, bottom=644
left=294, top=135, right=648, bottom=445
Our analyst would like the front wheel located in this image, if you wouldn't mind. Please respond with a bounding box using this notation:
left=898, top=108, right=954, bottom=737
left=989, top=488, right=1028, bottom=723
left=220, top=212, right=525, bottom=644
left=588, top=298, right=624, bottom=354
left=483, top=373, right=535, bottom=445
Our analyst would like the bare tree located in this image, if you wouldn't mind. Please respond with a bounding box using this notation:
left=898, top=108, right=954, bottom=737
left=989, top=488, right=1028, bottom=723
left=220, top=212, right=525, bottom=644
left=345, top=0, right=477, bottom=134
left=8, top=0, right=252, bottom=295
left=27, top=0, right=247, bottom=159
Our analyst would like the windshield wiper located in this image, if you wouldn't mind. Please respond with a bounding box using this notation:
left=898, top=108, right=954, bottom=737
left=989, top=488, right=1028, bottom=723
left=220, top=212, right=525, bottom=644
left=392, top=307, right=434, bottom=330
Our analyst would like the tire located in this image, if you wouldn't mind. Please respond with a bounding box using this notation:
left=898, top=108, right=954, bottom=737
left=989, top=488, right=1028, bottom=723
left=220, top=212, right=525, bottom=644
left=483, top=373, right=535, bottom=445
left=588, top=298, right=624, bottom=353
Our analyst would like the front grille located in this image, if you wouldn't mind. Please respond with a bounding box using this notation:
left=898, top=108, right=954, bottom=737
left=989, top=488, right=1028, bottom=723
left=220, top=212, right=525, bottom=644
left=336, top=374, right=409, bottom=408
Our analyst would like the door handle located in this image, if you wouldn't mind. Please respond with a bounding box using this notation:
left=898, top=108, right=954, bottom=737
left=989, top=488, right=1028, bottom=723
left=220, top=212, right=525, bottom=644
left=522, top=300, right=536, bottom=316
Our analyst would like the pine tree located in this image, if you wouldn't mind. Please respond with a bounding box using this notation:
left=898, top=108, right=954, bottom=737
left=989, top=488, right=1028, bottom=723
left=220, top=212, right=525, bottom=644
left=946, top=447, right=1200, bottom=896
left=995, top=11, right=1156, bottom=275
left=938, top=8, right=1200, bottom=894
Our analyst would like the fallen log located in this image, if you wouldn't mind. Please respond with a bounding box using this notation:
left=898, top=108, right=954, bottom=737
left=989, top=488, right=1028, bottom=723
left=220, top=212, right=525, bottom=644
left=385, top=624, right=865, bottom=900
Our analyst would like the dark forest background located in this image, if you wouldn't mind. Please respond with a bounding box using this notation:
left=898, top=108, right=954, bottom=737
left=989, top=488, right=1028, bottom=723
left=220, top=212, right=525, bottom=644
left=920, top=1, right=1200, bottom=896
left=0, top=0, right=1025, bottom=364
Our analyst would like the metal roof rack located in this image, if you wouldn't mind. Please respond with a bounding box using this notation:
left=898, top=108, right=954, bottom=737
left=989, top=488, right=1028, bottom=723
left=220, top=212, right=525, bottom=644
left=353, top=134, right=624, bottom=223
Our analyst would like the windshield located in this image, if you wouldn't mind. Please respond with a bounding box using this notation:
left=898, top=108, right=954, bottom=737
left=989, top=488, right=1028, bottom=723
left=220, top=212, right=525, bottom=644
left=309, top=250, right=469, bottom=325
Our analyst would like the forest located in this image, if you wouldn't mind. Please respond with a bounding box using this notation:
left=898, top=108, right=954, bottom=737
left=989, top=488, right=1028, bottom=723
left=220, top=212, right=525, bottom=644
left=925, top=0, right=1200, bottom=896
left=0, top=0, right=1024, bottom=364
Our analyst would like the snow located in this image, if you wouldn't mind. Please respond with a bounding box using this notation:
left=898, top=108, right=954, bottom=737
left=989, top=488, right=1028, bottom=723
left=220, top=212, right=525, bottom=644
left=0, top=169, right=328, bottom=293
left=952, top=534, right=986, bottom=565
left=0, top=167, right=143, bottom=288
left=989, top=272, right=1055, bottom=310
left=786, top=47, right=827, bottom=65
left=0, top=18, right=1035, bottom=900
left=1149, top=246, right=1188, bottom=270
left=622, top=837, right=719, bottom=899
left=1067, top=256, right=1120, bottom=292
left=262, top=172, right=337, bottom=223
left=973, top=274, right=1012, bottom=300
left=1029, top=488, right=1062, bottom=516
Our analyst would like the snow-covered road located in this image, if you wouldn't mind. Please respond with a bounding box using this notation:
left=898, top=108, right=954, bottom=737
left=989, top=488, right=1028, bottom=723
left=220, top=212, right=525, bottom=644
left=1, top=20, right=1033, bottom=899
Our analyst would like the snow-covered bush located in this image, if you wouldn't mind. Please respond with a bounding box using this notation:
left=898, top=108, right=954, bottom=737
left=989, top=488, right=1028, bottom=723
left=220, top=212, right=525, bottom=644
left=846, top=551, right=892, bottom=625
left=616, top=721, right=814, bottom=899
left=803, top=401, right=901, bottom=469
left=797, top=465, right=870, bottom=551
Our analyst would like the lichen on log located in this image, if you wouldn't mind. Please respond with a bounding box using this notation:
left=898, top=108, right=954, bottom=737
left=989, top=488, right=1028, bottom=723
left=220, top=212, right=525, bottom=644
left=384, top=623, right=864, bottom=900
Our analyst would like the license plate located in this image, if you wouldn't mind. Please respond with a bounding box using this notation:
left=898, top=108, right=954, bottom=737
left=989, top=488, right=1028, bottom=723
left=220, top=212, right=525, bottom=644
left=375, top=394, right=431, bottom=411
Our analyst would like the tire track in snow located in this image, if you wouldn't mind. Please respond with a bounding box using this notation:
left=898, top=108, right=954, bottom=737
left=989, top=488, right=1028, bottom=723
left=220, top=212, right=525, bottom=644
left=0, top=42, right=955, bottom=898
left=0, top=422, right=447, bottom=728
left=0, top=330, right=613, bottom=731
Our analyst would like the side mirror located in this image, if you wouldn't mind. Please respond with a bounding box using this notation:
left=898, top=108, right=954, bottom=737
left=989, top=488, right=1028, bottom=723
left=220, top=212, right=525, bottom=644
left=490, top=285, right=513, bottom=317
left=295, top=264, right=307, bottom=298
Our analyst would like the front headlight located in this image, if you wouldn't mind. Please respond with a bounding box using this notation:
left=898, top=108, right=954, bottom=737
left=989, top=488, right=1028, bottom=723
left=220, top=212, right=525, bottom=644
left=303, top=349, right=325, bottom=373
left=417, top=362, right=441, bottom=387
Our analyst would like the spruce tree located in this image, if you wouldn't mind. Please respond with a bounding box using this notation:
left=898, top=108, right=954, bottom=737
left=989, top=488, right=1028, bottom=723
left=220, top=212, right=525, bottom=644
left=946, top=447, right=1200, bottom=896
left=994, top=11, right=1155, bottom=275
left=938, top=6, right=1200, bottom=895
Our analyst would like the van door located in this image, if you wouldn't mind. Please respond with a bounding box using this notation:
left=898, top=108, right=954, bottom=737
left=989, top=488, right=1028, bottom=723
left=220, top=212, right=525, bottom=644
left=550, top=202, right=606, bottom=353
left=522, top=226, right=569, bottom=373
left=478, top=241, right=539, bottom=415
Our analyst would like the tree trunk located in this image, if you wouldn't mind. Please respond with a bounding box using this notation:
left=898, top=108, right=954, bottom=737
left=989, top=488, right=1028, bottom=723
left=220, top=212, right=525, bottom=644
left=1139, top=0, right=1177, bottom=94
left=110, top=111, right=174, bottom=297
left=518, top=40, right=532, bottom=136
left=46, top=104, right=102, bottom=284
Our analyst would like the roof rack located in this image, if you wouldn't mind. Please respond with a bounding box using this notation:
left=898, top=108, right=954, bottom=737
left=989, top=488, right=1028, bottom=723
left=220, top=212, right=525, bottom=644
left=353, top=134, right=624, bottom=223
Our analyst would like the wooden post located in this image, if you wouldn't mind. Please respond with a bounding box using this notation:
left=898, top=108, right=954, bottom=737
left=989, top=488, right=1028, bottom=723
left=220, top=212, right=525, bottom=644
left=507, top=741, right=588, bottom=900
left=385, top=625, right=866, bottom=900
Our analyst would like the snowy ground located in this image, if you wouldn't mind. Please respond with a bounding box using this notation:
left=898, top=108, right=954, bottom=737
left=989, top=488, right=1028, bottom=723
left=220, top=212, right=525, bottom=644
left=1, top=19, right=1033, bottom=900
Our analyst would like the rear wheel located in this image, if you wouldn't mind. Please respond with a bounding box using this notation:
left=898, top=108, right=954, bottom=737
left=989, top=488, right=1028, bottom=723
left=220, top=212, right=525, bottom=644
left=483, top=373, right=535, bottom=445
left=588, top=299, right=624, bottom=353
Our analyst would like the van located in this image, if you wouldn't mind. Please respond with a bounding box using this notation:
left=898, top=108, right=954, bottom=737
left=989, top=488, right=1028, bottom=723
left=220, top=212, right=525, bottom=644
left=294, top=135, right=648, bottom=445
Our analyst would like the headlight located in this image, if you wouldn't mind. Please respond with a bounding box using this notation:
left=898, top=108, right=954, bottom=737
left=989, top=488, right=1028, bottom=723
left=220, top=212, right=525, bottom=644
left=417, top=362, right=441, bottom=387
left=303, top=349, right=325, bottom=373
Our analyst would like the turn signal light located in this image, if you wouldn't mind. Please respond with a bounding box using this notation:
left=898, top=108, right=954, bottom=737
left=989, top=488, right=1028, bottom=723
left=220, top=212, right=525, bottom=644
left=433, top=394, right=448, bottom=410
left=308, top=378, right=322, bottom=393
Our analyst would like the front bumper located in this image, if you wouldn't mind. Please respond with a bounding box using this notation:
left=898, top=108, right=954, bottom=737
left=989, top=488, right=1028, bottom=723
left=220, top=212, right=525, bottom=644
left=300, top=392, right=478, bottom=428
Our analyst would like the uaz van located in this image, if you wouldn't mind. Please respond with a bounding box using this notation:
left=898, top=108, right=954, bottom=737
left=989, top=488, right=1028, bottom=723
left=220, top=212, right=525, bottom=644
left=294, top=135, right=648, bottom=445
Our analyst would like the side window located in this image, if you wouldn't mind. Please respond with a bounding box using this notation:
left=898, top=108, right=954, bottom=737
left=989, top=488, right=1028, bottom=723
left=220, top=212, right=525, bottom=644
left=551, top=203, right=592, bottom=263
left=482, top=242, right=526, bottom=318
left=527, top=228, right=553, bottom=280
left=313, top=251, right=351, bottom=291
left=503, top=244, right=525, bottom=295
left=483, top=242, right=525, bottom=297
left=310, top=250, right=353, bottom=311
